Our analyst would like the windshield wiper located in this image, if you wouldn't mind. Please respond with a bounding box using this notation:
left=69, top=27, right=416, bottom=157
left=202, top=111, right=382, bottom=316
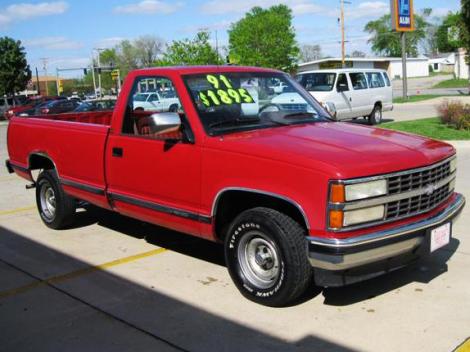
left=282, top=112, right=317, bottom=119
left=209, top=117, right=261, bottom=129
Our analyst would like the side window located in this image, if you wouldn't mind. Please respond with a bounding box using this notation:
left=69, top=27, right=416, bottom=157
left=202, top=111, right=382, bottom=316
left=366, top=72, right=385, bottom=89
left=122, top=76, right=183, bottom=140
left=336, top=73, right=349, bottom=92
left=382, top=72, right=391, bottom=87
left=349, top=73, right=368, bottom=90
left=148, top=93, right=159, bottom=102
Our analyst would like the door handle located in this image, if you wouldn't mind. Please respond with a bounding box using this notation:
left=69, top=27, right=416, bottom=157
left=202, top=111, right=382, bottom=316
left=112, top=147, right=123, bottom=157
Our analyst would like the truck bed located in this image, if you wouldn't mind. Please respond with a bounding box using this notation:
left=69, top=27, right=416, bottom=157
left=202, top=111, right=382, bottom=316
left=7, top=111, right=112, bottom=209
left=29, top=111, right=112, bottom=125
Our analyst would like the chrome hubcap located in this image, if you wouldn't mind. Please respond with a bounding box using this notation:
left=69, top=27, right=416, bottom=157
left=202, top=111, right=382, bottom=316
left=375, top=109, right=382, bottom=122
left=40, top=183, right=56, bottom=220
left=238, top=231, right=280, bottom=289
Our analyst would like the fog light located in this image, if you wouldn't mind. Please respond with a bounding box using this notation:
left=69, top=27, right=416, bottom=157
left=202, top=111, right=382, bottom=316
left=343, top=205, right=385, bottom=226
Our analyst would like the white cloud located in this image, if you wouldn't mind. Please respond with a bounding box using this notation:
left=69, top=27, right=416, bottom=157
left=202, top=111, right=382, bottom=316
left=114, top=0, right=182, bottom=14
left=94, top=37, right=127, bottom=48
left=200, top=0, right=324, bottom=16
left=50, top=57, right=91, bottom=68
left=348, top=1, right=389, bottom=19
left=431, top=8, right=452, bottom=17
left=181, top=19, right=234, bottom=33
left=0, top=1, right=68, bottom=26
left=24, top=36, right=82, bottom=50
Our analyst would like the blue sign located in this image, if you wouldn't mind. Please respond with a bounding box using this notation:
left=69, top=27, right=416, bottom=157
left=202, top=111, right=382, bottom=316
left=391, top=0, right=414, bottom=31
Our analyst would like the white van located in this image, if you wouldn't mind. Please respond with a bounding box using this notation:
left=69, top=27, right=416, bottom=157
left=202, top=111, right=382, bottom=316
left=295, top=69, right=393, bottom=124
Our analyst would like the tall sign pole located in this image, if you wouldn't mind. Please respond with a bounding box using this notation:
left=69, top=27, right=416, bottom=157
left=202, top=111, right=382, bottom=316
left=391, top=0, right=415, bottom=100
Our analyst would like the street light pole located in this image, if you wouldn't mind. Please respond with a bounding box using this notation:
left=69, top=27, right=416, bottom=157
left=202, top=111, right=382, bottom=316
left=94, top=48, right=105, bottom=98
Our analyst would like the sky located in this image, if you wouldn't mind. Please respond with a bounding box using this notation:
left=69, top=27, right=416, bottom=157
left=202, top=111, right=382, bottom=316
left=0, top=0, right=462, bottom=78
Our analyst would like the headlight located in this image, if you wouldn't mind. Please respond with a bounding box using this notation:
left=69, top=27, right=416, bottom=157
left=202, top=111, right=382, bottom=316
left=450, top=157, right=457, bottom=173
left=345, top=179, right=387, bottom=201
left=343, top=205, right=385, bottom=227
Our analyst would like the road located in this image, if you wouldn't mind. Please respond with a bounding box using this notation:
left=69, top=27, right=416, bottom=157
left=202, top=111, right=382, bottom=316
left=392, top=74, right=470, bottom=97
left=0, top=122, right=469, bottom=352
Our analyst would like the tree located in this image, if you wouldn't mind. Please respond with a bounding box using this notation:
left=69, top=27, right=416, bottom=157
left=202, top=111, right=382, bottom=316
left=228, top=5, right=299, bottom=71
left=134, top=35, right=165, bottom=67
left=156, top=31, right=221, bottom=66
left=462, top=0, right=470, bottom=64
left=436, top=12, right=464, bottom=52
left=0, top=37, right=31, bottom=96
left=300, top=44, right=322, bottom=62
left=351, top=50, right=367, bottom=58
left=364, top=13, right=429, bottom=57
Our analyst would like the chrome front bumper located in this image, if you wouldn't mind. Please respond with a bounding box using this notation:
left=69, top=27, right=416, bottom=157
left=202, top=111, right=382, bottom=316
left=307, top=193, right=465, bottom=272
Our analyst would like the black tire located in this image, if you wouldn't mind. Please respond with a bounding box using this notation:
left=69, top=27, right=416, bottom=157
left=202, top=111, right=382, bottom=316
left=368, top=104, right=382, bottom=125
left=169, top=104, right=178, bottom=112
left=36, top=170, right=76, bottom=229
left=224, top=207, right=311, bottom=307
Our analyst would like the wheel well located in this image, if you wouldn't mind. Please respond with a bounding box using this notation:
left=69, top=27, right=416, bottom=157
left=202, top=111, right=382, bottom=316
left=374, top=101, right=382, bottom=109
left=213, top=190, right=308, bottom=241
left=29, top=154, right=55, bottom=171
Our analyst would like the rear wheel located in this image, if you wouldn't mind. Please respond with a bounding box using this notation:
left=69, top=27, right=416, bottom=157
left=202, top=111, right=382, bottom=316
left=368, top=104, right=382, bottom=125
left=169, top=104, right=178, bottom=112
left=224, top=207, right=311, bottom=307
left=36, top=170, right=76, bottom=229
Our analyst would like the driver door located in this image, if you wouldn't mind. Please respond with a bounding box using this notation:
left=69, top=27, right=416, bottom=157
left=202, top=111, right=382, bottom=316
left=105, top=75, right=203, bottom=235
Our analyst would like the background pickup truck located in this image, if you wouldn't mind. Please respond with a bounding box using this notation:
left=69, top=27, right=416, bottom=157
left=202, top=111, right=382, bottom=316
left=6, top=66, right=465, bottom=307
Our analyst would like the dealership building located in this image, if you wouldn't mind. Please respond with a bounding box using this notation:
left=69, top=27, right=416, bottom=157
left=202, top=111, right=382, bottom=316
left=297, top=57, right=429, bottom=79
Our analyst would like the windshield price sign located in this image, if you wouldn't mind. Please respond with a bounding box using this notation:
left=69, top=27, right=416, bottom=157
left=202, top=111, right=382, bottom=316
left=391, top=0, right=414, bottom=32
left=199, top=74, right=254, bottom=108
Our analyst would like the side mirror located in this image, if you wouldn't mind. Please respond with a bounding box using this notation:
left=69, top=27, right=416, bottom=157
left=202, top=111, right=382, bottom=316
left=147, top=112, right=182, bottom=134
left=324, top=102, right=337, bottom=119
left=337, top=83, right=348, bottom=92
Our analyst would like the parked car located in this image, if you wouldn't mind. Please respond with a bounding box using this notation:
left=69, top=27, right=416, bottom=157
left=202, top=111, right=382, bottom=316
left=6, top=66, right=465, bottom=307
left=73, top=99, right=116, bottom=112
left=35, top=99, right=79, bottom=115
left=295, top=68, right=393, bottom=124
left=4, top=96, right=66, bottom=119
left=133, top=91, right=180, bottom=112
left=0, top=96, right=23, bottom=118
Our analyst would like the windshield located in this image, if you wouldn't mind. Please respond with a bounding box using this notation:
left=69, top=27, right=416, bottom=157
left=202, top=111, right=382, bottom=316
left=184, top=72, right=330, bottom=136
left=297, top=72, right=336, bottom=92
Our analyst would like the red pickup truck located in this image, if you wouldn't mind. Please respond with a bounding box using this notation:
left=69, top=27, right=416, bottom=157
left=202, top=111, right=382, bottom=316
left=6, top=66, right=465, bottom=306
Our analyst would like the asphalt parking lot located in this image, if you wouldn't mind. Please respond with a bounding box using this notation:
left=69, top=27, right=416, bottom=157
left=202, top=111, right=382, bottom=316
left=0, top=121, right=469, bottom=352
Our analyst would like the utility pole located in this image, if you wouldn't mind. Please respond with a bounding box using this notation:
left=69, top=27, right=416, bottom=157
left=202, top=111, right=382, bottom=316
left=94, top=48, right=106, bottom=98
left=40, top=58, right=49, bottom=95
left=341, top=0, right=345, bottom=67
left=340, top=0, right=351, bottom=67
left=35, top=67, right=40, bottom=95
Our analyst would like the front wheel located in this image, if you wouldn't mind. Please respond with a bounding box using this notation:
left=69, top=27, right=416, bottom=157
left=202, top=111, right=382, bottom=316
left=368, top=105, right=382, bottom=125
left=36, top=170, right=76, bottom=229
left=224, top=207, right=312, bottom=307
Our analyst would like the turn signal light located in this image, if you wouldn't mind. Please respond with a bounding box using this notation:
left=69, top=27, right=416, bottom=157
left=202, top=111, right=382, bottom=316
left=330, top=184, right=345, bottom=203
left=329, top=210, right=344, bottom=229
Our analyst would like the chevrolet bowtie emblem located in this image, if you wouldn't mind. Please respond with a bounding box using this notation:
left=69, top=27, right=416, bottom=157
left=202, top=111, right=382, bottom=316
left=424, top=184, right=438, bottom=196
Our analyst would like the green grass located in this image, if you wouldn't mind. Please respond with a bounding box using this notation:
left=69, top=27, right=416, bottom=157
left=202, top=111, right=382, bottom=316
left=432, top=78, right=469, bottom=89
left=393, top=95, right=443, bottom=104
left=380, top=117, right=470, bottom=140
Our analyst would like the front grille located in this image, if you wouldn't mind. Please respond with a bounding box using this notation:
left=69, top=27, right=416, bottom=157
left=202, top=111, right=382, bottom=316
left=388, top=161, right=451, bottom=194
left=386, top=184, right=451, bottom=220
left=280, top=104, right=307, bottom=111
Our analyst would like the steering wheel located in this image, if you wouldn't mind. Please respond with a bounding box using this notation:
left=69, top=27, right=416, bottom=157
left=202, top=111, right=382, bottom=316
left=259, top=103, right=283, bottom=113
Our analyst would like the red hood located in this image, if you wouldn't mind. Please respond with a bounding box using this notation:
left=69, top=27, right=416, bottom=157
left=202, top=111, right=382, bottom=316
left=205, top=122, right=455, bottom=179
